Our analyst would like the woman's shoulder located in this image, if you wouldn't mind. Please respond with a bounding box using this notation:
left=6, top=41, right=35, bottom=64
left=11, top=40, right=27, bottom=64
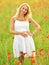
left=11, top=16, right=16, bottom=22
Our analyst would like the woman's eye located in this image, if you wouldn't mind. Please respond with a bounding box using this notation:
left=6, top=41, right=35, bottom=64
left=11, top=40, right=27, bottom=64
left=22, top=7, right=27, bottom=11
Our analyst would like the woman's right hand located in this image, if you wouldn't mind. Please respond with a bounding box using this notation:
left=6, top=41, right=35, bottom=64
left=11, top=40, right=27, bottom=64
left=21, top=31, right=28, bottom=37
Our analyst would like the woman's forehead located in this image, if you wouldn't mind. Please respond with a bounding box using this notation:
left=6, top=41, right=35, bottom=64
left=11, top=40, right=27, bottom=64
left=22, top=5, right=28, bottom=9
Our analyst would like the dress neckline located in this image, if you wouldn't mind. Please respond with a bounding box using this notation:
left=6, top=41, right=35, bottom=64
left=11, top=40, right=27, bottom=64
left=15, top=19, right=29, bottom=23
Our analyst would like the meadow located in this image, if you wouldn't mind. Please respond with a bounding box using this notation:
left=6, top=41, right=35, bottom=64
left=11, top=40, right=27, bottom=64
left=0, top=0, right=49, bottom=65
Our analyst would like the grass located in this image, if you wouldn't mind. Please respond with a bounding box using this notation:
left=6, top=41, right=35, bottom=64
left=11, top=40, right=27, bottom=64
left=0, top=0, right=49, bottom=65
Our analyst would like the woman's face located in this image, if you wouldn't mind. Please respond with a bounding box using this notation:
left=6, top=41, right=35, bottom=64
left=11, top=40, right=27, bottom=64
left=20, top=5, right=28, bottom=16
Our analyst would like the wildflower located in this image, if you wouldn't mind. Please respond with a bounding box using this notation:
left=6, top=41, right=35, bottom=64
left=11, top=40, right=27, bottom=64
left=31, top=59, right=36, bottom=64
left=20, top=51, right=27, bottom=56
left=29, top=55, right=34, bottom=59
left=7, top=52, right=11, bottom=60
left=16, top=61, right=20, bottom=65
left=48, top=46, right=49, bottom=48
left=4, top=64, right=6, bottom=65
left=39, top=48, right=44, bottom=52
left=36, top=54, right=39, bottom=58
left=40, top=52, right=45, bottom=57
left=39, top=29, right=42, bottom=32
left=46, top=34, right=49, bottom=38
left=36, top=62, right=39, bottom=65
left=33, top=50, right=36, bottom=52
left=44, top=15, right=49, bottom=19
left=47, top=54, right=49, bottom=57
left=47, top=50, right=49, bottom=57
left=41, top=39, right=45, bottom=42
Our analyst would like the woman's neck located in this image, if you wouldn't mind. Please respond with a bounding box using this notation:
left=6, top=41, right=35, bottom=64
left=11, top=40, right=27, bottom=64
left=17, top=13, right=25, bottom=21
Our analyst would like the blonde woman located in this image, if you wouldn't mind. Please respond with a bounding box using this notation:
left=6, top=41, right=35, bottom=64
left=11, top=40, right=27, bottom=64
left=10, top=3, right=40, bottom=65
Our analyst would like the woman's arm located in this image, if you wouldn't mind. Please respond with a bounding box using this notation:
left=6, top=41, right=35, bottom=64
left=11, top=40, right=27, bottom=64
left=10, top=16, right=23, bottom=35
left=28, top=17, right=41, bottom=36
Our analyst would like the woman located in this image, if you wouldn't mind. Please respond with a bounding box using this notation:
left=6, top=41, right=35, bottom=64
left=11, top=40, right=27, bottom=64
left=10, top=3, right=40, bottom=65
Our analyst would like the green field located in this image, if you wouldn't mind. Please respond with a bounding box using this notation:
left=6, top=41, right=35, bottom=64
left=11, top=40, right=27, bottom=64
left=0, top=0, right=49, bottom=65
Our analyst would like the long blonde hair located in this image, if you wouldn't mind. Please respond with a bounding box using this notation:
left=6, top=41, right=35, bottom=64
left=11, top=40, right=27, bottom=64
left=14, top=3, right=32, bottom=21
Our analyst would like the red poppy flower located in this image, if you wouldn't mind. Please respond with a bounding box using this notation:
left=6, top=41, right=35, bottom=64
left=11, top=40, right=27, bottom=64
left=29, top=55, right=34, bottom=59
left=7, top=56, right=10, bottom=60
left=39, top=29, right=42, bottom=32
left=47, top=54, right=49, bottom=57
left=39, top=48, right=44, bottom=52
left=44, top=15, right=49, bottom=19
left=33, top=50, right=37, bottom=55
left=23, top=52, right=27, bottom=55
left=46, top=34, right=49, bottom=38
left=7, top=52, right=11, bottom=60
left=48, top=46, right=49, bottom=48
left=31, top=59, right=36, bottom=64
left=36, top=63, right=39, bottom=65
left=46, top=50, right=49, bottom=57
left=33, top=50, right=36, bottom=52
left=20, top=51, right=27, bottom=56
left=4, top=64, right=6, bottom=65
left=36, top=54, right=39, bottom=58
left=40, top=52, right=45, bottom=57
left=41, top=39, right=45, bottom=42
left=7, top=52, right=10, bottom=55
left=16, top=61, right=20, bottom=65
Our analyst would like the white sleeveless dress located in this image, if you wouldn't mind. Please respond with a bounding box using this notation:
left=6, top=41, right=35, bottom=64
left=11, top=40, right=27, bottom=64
left=13, top=20, right=36, bottom=58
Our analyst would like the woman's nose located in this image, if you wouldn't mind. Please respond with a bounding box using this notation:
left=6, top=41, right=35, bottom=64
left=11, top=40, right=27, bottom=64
left=23, top=8, right=26, bottom=11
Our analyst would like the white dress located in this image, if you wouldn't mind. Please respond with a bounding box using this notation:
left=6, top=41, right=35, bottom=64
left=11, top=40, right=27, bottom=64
left=13, top=20, right=36, bottom=58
